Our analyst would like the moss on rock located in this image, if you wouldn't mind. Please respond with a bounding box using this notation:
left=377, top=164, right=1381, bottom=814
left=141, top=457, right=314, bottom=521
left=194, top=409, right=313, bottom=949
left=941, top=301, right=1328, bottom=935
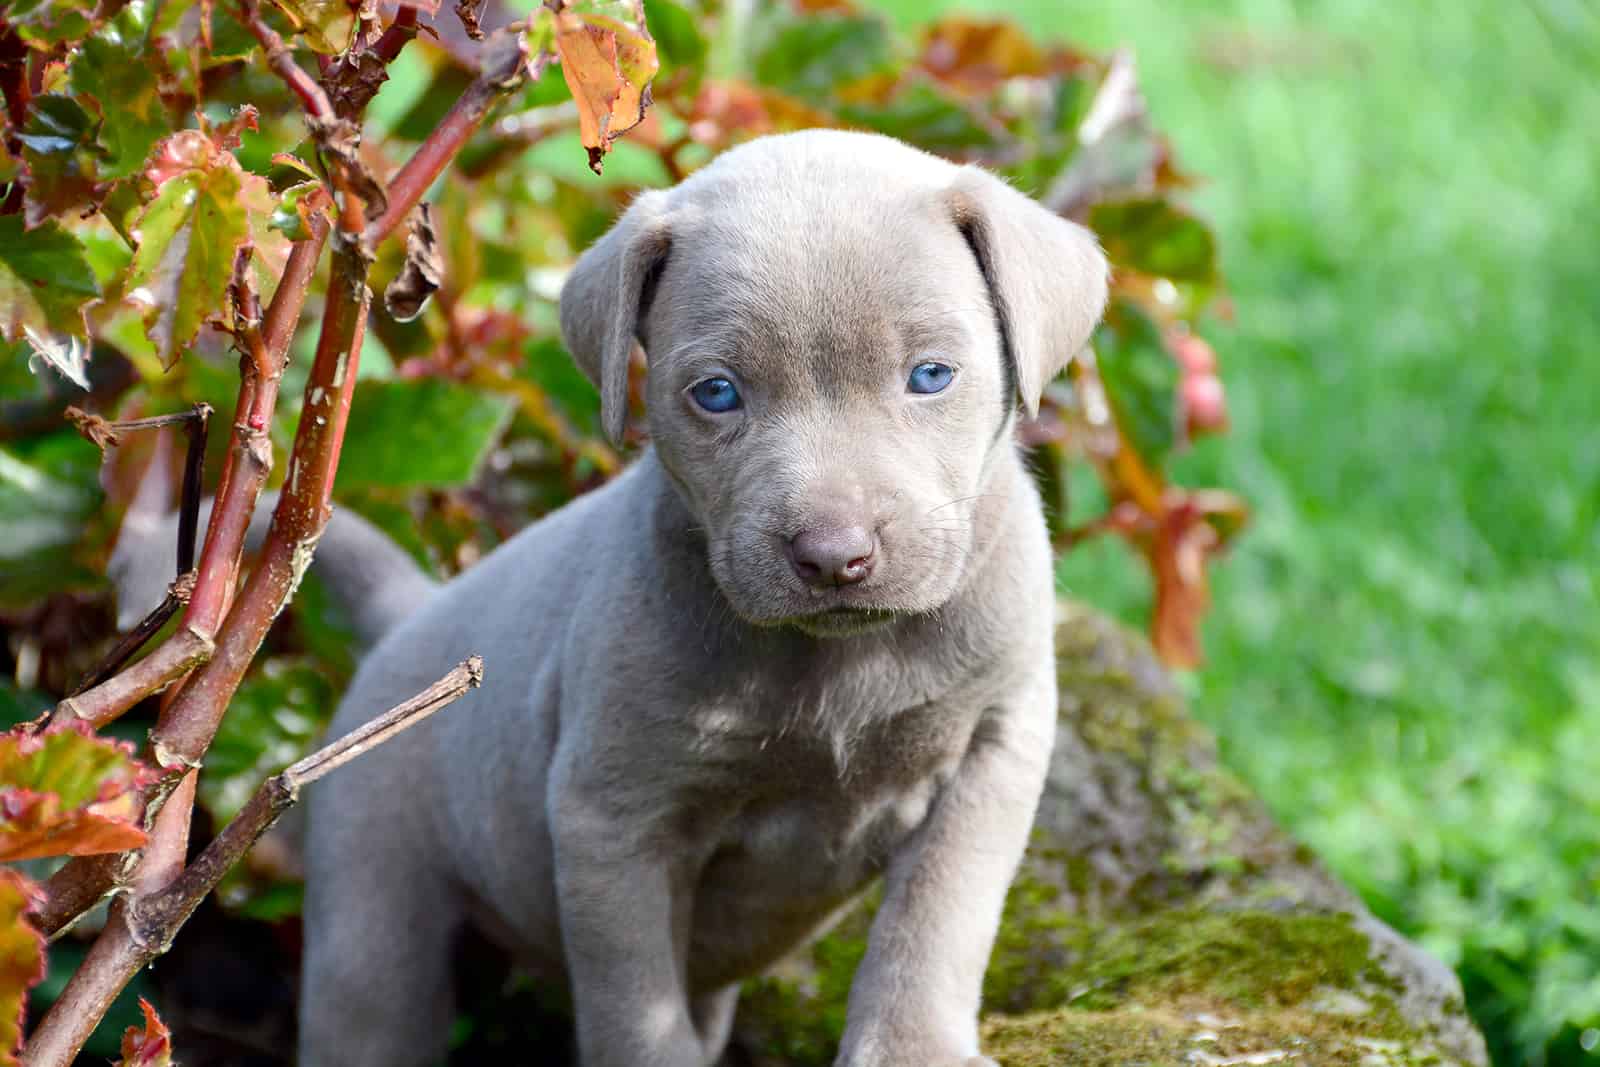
left=728, top=603, right=1487, bottom=1067
left=981, top=1002, right=1449, bottom=1067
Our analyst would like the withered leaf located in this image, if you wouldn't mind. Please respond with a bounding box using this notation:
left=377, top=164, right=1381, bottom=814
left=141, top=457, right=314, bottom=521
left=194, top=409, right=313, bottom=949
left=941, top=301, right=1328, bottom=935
left=550, top=1, right=659, bottom=174
left=456, top=0, right=487, bottom=41
left=384, top=203, right=443, bottom=322
left=308, top=115, right=388, bottom=219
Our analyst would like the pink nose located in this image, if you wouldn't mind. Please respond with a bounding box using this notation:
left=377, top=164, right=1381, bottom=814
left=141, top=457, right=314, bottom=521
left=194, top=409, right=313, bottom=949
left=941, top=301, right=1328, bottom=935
left=786, top=526, right=876, bottom=587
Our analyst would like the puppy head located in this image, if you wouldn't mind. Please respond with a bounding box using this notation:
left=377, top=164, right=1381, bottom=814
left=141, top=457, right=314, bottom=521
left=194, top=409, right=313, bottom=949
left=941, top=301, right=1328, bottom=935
left=560, top=131, right=1107, bottom=635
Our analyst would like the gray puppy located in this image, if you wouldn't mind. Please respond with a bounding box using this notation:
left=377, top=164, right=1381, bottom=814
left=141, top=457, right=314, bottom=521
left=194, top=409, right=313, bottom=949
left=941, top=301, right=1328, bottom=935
left=129, top=129, right=1108, bottom=1066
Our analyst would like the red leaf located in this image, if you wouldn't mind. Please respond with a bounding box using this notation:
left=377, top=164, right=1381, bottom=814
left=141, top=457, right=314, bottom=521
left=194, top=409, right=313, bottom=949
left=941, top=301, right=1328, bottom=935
left=0, top=870, right=45, bottom=1067
left=118, top=998, right=173, bottom=1067
left=1141, top=491, right=1248, bottom=667
left=142, top=129, right=217, bottom=189
left=918, top=17, right=1045, bottom=95
left=0, top=724, right=159, bottom=863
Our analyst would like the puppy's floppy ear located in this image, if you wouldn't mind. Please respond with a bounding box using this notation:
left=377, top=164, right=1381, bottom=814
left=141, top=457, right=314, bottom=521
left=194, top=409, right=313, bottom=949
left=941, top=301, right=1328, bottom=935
left=947, top=168, right=1110, bottom=416
left=559, top=190, right=671, bottom=445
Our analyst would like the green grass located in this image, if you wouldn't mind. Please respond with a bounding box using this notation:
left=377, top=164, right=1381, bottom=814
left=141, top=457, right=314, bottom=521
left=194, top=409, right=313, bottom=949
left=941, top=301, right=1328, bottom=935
left=869, top=0, right=1600, bottom=1062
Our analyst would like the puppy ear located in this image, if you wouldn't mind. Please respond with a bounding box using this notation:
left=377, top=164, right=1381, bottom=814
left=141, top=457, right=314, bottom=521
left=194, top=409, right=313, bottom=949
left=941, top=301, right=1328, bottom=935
left=559, top=190, right=671, bottom=445
left=947, top=169, right=1110, bottom=416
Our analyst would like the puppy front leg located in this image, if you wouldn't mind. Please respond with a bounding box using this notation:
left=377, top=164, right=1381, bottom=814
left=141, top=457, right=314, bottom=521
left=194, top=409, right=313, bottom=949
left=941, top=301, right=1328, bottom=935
left=836, top=672, right=1057, bottom=1067
left=551, top=795, right=706, bottom=1067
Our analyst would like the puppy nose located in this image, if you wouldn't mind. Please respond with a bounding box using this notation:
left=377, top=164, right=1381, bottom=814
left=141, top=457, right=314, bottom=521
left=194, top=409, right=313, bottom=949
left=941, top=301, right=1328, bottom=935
left=787, top=526, right=876, bottom=587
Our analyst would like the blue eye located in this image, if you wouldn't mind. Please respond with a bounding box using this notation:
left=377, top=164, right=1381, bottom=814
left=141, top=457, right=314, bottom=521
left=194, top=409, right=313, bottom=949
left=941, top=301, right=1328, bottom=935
left=907, top=361, right=955, bottom=395
left=690, top=376, right=742, bottom=413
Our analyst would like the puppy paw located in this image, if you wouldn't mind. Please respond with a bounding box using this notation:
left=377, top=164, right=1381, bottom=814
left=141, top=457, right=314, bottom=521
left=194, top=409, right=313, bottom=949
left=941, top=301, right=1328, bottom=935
left=960, top=1058, right=999, bottom=1067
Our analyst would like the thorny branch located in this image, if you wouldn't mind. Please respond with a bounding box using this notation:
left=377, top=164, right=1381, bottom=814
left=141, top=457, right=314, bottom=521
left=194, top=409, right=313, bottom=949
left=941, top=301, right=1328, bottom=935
left=367, top=25, right=538, bottom=245
left=33, top=218, right=332, bottom=934
left=144, top=656, right=484, bottom=938
left=21, top=4, right=537, bottom=1057
left=19, top=661, right=483, bottom=1067
left=237, top=0, right=335, bottom=121
left=45, top=404, right=212, bottom=722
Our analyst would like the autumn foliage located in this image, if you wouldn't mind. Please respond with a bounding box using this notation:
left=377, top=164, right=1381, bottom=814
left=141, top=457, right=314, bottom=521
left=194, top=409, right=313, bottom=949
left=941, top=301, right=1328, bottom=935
left=0, top=0, right=1239, bottom=1059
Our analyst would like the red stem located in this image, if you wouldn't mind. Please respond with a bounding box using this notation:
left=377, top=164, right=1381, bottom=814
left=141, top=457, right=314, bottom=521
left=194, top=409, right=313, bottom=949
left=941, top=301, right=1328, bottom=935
left=22, top=15, right=536, bottom=1062
left=31, top=221, right=331, bottom=934
left=184, top=218, right=330, bottom=639
left=238, top=0, right=334, bottom=121
left=0, top=26, right=28, bottom=133
left=374, top=5, right=419, bottom=63
left=19, top=658, right=477, bottom=1065
left=366, top=29, right=533, bottom=245
left=150, top=225, right=371, bottom=771
left=18, top=773, right=198, bottom=1067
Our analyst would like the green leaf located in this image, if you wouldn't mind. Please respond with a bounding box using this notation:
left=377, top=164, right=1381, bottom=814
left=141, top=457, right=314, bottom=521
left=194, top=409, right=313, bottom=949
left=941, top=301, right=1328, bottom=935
left=1090, top=198, right=1217, bottom=284
left=71, top=2, right=170, bottom=180
left=0, top=723, right=159, bottom=862
left=751, top=11, right=895, bottom=98
left=3, top=0, right=95, bottom=46
left=204, top=6, right=268, bottom=63
left=125, top=145, right=252, bottom=368
left=337, top=378, right=515, bottom=490
left=520, top=336, right=602, bottom=439
left=0, top=433, right=104, bottom=607
left=1095, top=299, right=1180, bottom=469
left=0, top=215, right=99, bottom=344
left=200, top=658, right=332, bottom=822
left=231, top=880, right=304, bottom=921
left=268, top=0, right=355, bottom=54
left=839, top=83, right=999, bottom=156
left=1, top=870, right=45, bottom=1066
left=268, top=179, right=324, bottom=241
left=391, top=63, right=477, bottom=142
left=17, top=94, right=103, bottom=226
left=645, top=0, right=707, bottom=85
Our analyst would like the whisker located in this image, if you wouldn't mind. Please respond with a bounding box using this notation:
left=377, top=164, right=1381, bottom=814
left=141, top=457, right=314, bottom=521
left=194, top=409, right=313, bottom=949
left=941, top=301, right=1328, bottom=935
left=922, top=493, right=1003, bottom=517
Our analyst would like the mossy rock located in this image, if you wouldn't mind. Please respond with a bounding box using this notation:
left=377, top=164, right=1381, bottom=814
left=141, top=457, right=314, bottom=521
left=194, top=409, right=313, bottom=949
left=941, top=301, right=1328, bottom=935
left=729, top=602, right=1486, bottom=1067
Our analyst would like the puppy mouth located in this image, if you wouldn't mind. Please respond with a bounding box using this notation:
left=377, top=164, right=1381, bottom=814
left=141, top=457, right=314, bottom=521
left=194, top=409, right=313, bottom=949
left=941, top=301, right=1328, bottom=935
left=786, top=605, right=899, bottom=638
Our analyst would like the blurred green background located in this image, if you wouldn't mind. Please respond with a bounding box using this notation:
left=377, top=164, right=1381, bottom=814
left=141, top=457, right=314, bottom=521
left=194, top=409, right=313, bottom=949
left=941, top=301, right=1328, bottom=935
left=866, top=0, right=1599, bottom=1062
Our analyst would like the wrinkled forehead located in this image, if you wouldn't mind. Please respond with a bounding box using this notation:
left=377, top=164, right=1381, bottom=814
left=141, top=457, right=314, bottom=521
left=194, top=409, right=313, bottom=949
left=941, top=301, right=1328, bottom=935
left=645, top=198, right=993, bottom=382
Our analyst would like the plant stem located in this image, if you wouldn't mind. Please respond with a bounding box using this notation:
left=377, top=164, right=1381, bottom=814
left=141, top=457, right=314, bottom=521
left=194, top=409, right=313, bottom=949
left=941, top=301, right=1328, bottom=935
left=20, top=664, right=479, bottom=1067
left=31, top=220, right=331, bottom=936
left=22, top=10, right=528, bottom=1053
left=185, top=219, right=331, bottom=643
left=374, top=5, right=420, bottom=64
left=49, top=626, right=213, bottom=730
left=366, top=26, right=535, bottom=245
left=238, top=0, right=334, bottom=121
left=148, top=225, right=371, bottom=772
left=143, top=657, right=483, bottom=935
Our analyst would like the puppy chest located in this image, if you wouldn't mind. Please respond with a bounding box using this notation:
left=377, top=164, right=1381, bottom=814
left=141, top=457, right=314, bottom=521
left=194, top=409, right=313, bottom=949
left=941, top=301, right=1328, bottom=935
left=687, top=776, right=946, bottom=983
left=745, top=777, right=939, bottom=869
left=678, top=691, right=984, bottom=956
left=694, top=732, right=960, bottom=913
